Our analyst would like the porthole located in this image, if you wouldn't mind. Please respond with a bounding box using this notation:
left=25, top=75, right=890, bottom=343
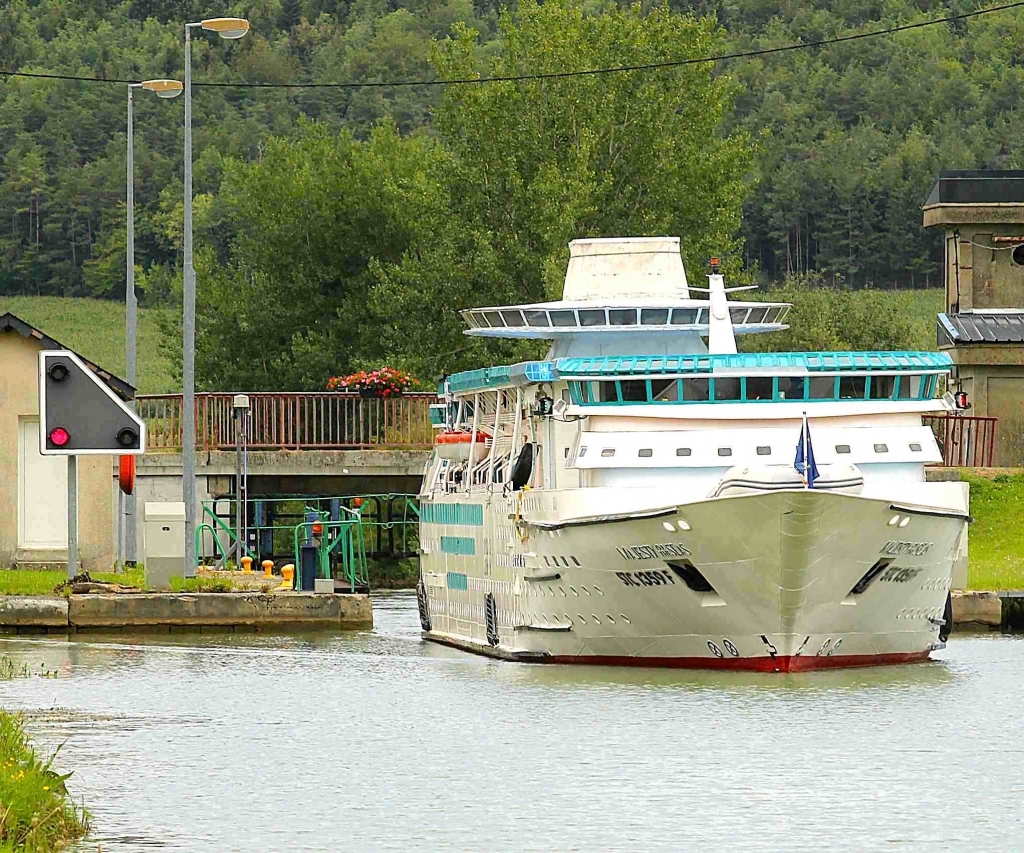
left=836, top=444, right=851, bottom=454
left=1014, top=244, right=1024, bottom=266
left=601, top=448, right=615, bottom=457
left=718, top=447, right=733, bottom=457
left=676, top=448, right=692, bottom=457
left=874, top=443, right=889, bottom=453
left=756, top=446, right=771, bottom=456
left=638, top=448, right=653, bottom=458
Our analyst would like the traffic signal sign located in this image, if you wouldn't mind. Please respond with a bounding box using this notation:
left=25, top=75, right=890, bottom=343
left=39, top=351, right=146, bottom=455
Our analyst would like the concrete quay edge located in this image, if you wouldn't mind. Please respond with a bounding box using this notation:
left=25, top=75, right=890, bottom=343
left=0, top=592, right=372, bottom=632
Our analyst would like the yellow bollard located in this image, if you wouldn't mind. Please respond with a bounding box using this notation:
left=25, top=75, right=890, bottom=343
left=240, top=556, right=253, bottom=573
left=262, top=559, right=274, bottom=577
left=277, top=564, right=295, bottom=591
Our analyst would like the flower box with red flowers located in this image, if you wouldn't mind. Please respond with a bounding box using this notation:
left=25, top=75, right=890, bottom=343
left=326, top=368, right=419, bottom=398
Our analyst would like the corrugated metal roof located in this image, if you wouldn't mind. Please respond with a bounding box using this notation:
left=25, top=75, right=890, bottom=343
left=937, top=312, right=1024, bottom=346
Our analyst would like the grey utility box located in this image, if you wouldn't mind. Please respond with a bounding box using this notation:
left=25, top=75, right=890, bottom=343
left=144, top=502, right=186, bottom=590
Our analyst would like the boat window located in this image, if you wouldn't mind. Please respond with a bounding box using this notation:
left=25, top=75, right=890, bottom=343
left=747, top=307, right=769, bottom=324
left=763, top=308, right=780, bottom=324
left=836, top=444, right=851, bottom=454
left=683, top=378, right=710, bottom=401
left=651, top=379, right=679, bottom=402
left=756, top=446, right=771, bottom=456
left=777, top=376, right=806, bottom=401
left=609, top=309, right=636, bottom=326
left=500, top=310, right=525, bottom=327
left=550, top=310, right=577, bottom=327
left=483, top=311, right=503, bottom=327
left=718, top=447, right=733, bottom=457
left=578, top=309, right=605, bottom=327
left=809, top=377, right=836, bottom=399
left=874, top=443, right=889, bottom=453
left=597, top=382, right=618, bottom=403
left=898, top=375, right=922, bottom=398
left=713, top=378, right=741, bottom=401
left=570, top=381, right=591, bottom=404
left=676, top=448, right=692, bottom=457
left=924, top=375, right=937, bottom=398
left=641, top=308, right=670, bottom=325
left=601, top=448, right=615, bottom=457
left=868, top=375, right=896, bottom=399
left=839, top=376, right=867, bottom=399
left=729, top=308, right=748, bottom=324
left=746, top=376, right=773, bottom=401
left=524, top=309, right=550, bottom=327
left=578, top=447, right=587, bottom=457
left=638, top=448, right=653, bottom=458
left=670, top=308, right=698, bottom=325
left=910, top=442, right=922, bottom=452
left=620, top=380, right=647, bottom=402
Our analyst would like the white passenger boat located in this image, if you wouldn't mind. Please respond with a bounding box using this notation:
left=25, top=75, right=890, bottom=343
left=416, top=237, right=968, bottom=671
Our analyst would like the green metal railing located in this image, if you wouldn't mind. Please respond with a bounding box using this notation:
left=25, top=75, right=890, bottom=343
left=293, top=511, right=369, bottom=592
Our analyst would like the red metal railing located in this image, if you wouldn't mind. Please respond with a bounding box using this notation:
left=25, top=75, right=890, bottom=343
left=137, top=392, right=436, bottom=451
left=923, top=414, right=997, bottom=467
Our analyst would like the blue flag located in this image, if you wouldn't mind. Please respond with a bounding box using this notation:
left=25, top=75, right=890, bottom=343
left=794, top=415, right=819, bottom=489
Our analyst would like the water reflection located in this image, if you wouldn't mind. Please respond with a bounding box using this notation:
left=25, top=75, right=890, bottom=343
left=0, top=591, right=1020, bottom=853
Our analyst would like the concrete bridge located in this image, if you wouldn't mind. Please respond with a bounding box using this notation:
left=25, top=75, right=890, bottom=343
left=126, top=392, right=434, bottom=557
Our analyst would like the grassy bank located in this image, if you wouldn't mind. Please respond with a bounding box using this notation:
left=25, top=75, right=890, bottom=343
left=0, top=692, right=89, bottom=851
left=0, top=296, right=176, bottom=394
left=964, top=473, right=1024, bottom=590
left=0, top=569, right=145, bottom=597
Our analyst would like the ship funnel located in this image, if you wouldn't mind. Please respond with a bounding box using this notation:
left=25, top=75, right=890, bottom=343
left=563, top=237, right=690, bottom=301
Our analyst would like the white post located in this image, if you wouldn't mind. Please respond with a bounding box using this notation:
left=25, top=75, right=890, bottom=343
left=182, top=24, right=197, bottom=577
left=67, top=455, right=78, bottom=580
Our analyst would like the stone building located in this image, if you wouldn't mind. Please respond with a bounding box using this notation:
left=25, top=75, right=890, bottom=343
left=925, top=170, right=1024, bottom=464
left=0, top=312, right=130, bottom=570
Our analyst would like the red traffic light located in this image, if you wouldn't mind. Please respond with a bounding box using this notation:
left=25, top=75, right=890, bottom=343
left=49, top=427, right=70, bottom=447
left=311, top=522, right=323, bottom=535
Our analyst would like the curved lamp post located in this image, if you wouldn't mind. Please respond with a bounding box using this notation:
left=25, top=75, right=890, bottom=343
left=123, top=79, right=183, bottom=570
left=183, top=17, right=249, bottom=576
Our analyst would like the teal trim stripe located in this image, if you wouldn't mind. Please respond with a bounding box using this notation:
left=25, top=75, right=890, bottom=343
left=441, top=536, right=477, bottom=556
left=422, top=503, right=484, bottom=526
left=448, top=360, right=556, bottom=394
left=447, top=571, right=469, bottom=590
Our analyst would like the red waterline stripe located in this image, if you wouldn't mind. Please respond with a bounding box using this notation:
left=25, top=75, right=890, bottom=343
left=545, top=651, right=933, bottom=672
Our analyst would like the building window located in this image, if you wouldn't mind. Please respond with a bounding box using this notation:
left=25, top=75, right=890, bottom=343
left=1013, top=244, right=1024, bottom=266
left=836, top=444, right=851, bottom=454
left=718, top=448, right=733, bottom=457
left=676, top=448, right=692, bottom=457
left=756, top=446, right=771, bottom=456
left=638, top=449, right=653, bottom=458
left=874, top=443, right=889, bottom=453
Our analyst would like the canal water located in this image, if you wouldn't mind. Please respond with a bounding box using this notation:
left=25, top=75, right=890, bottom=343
left=1, top=592, right=1022, bottom=852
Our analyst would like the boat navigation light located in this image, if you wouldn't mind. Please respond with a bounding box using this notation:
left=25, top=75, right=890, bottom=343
left=710, top=257, right=720, bottom=274
left=954, top=390, right=970, bottom=410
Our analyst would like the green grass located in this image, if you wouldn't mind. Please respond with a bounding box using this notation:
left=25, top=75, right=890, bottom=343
left=0, top=569, right=145, bottom=597
left=0, top=296, right=176, bottom=394
left=964, top=473, right=1024, bottom=590
left=0, top=709, right=89, bottom=852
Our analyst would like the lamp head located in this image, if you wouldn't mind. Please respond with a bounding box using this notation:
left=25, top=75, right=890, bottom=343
left=201, top=17, right=250, bottom=39
left=141, top=79, right=184, bottom=99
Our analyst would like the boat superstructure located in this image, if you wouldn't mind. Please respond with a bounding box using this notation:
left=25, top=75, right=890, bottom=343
left=417, top=237, right=968, bottom=671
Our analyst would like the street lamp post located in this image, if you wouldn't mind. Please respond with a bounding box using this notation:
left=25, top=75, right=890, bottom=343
left=183, top=17, right=249, bottom=576
left=123, top=79, right=182, bottom=571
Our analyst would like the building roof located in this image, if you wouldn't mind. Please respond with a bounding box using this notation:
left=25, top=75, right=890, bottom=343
left=925, top=170, right=1024, bottom=206
left=937, top=311, right=1024, bottom=346
left=0, top=312, right=135, bottom=400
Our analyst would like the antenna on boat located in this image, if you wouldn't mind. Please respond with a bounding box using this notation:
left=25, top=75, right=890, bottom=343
left=707, top=257, right=738, bottom=355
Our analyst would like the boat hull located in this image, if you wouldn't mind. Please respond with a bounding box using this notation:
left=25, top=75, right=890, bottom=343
left=419, top=487, right=965, bottom=672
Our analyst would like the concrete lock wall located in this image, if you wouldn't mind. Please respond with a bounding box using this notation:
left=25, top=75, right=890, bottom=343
left=0, top=333, right=113, bottom=570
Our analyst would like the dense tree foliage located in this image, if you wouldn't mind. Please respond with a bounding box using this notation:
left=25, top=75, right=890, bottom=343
left=3, top=0, right=1024, bottom=385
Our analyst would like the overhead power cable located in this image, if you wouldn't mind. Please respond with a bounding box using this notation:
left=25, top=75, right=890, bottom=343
left=1, top=0, right=1023, bottom=90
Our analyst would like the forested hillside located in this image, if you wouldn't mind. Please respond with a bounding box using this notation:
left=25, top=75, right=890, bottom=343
left=2, top=0, right=1023, bottom=384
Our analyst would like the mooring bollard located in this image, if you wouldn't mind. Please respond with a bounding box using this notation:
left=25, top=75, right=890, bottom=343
left=278, top=564, right=295, bottom=591
left=240, top=556, right=253, bottom=573
left=262, top=559, right=274, bottom=577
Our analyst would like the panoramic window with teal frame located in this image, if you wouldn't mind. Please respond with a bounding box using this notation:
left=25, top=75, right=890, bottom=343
left=566, top=373, right=941, bottom=406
